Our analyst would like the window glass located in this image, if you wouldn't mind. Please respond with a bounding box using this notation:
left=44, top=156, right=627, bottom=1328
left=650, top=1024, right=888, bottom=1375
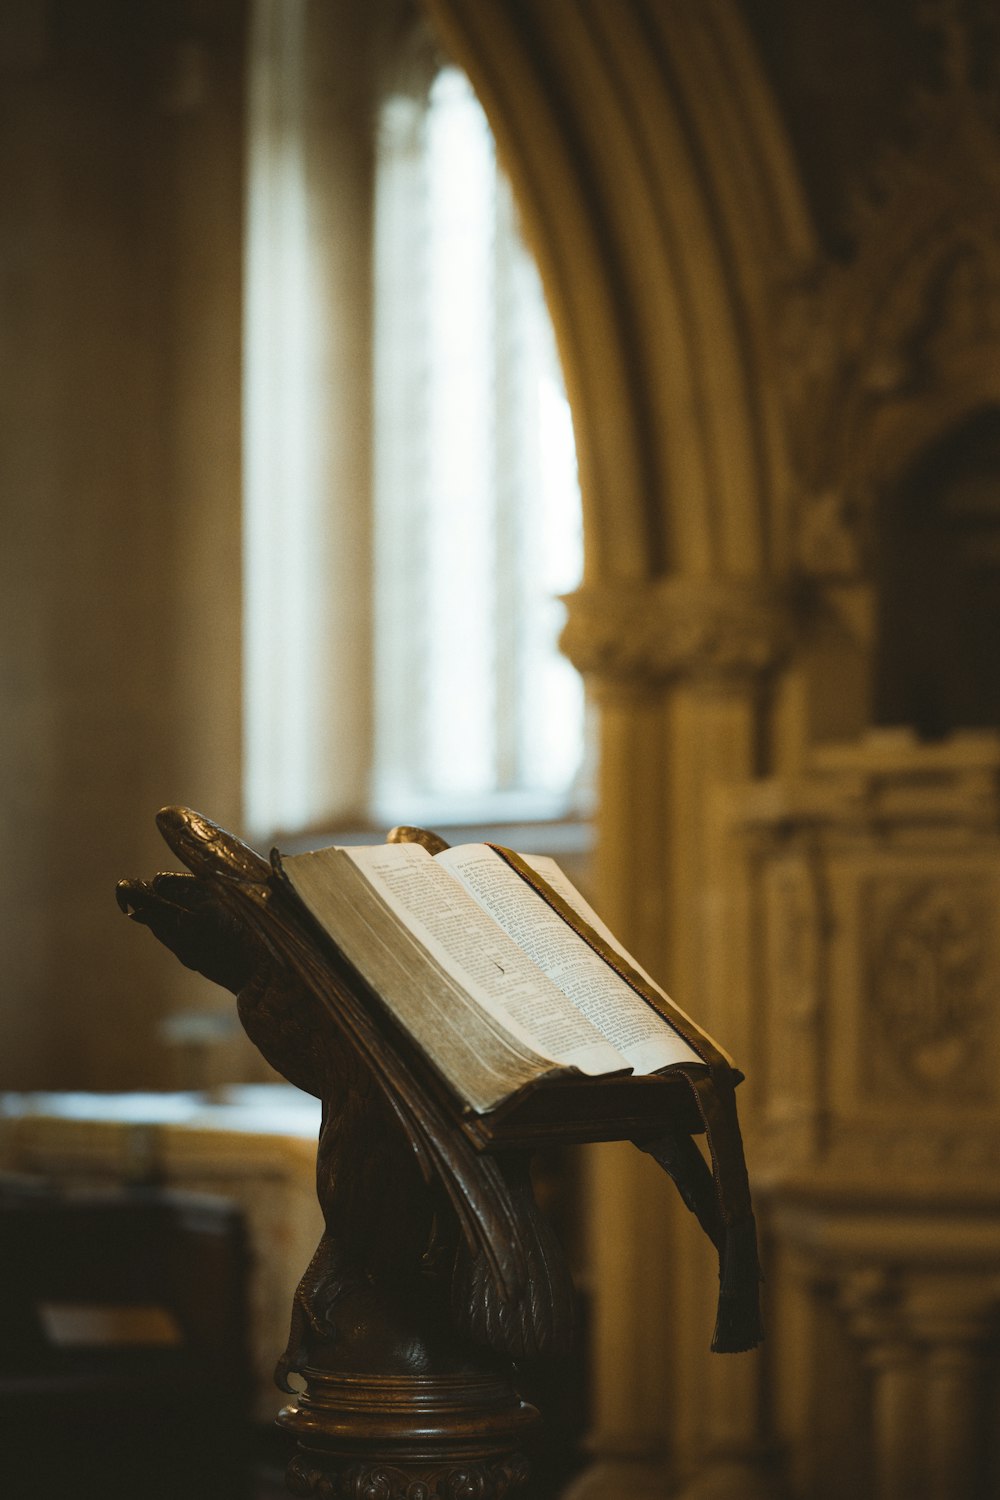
left=373, top=66, right=586, bottom=825
left=244, top=35, right=586, bottom=836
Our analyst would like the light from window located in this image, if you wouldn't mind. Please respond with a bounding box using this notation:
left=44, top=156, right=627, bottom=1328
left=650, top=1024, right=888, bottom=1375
left=372, top=67, right=585, bottom=825
left=243, top=26, right=586, bottom=838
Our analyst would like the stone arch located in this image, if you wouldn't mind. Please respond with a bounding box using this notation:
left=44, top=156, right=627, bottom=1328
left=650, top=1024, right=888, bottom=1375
left=425, top=0, right=815, bottom=584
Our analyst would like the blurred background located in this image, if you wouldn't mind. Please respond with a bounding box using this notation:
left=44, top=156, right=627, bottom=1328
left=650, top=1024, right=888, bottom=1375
left=2, top=1, right=1000, bottom=1496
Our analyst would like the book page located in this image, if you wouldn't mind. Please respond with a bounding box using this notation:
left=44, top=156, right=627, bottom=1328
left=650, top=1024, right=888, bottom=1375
left=522, top=853, right=731, bottom=1065
left=282, top=847, right=562, bottom=1113
left=436, top=845, right=703, bottom=1073
left=343, top=843, right=629, bottom=1078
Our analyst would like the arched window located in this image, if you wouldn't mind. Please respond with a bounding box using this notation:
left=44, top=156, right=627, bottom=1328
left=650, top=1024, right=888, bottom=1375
left=243, top=4, right=586, bottom=838
left=373, top=64, right=585, bottom=824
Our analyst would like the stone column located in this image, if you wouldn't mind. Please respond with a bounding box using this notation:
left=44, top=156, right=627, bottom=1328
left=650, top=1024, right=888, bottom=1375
left=839, top=1271, right=921, bottom=1500
left=561, top=577, right=793, bottom=1500
left=765, top=1183, right=1000, bottom=1499
left=564, top=678, right=677, bottom=1500
left=908, top=1281, right=995, bottom=1500
left=840, top=1270, right=999, bottom=1500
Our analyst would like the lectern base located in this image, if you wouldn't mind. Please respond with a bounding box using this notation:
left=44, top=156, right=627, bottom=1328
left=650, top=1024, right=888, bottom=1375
left=278, top=1368, right=539, bottom=1499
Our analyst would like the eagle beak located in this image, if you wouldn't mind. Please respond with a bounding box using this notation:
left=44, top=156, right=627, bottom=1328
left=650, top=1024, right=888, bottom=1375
left=155, top=805, right=271, bottom=884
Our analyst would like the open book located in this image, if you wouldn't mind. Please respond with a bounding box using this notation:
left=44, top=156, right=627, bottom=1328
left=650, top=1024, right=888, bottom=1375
left=277, top=838, right=726, bottom=1118
left=120, top=805, right=762, bottom=1352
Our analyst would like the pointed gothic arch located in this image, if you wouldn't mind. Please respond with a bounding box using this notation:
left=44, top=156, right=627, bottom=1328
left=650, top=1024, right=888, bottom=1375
left=426, top=0, right=815, bottom=583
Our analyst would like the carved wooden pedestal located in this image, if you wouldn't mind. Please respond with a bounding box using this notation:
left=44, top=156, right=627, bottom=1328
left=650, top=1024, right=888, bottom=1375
left=279, top=1370, right=537, bottom=1500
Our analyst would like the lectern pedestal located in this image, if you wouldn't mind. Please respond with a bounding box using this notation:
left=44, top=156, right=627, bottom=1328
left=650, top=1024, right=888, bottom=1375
left=279, top=1369, right=537, bottom=1499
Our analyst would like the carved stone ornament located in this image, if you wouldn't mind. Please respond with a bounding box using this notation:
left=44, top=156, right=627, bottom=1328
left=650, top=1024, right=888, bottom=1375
left=865, top=879, right=993, bottom=1102
left=776, top=0, right=1000, bottom=580
left=559, top=577, right=795, bottom=689
left=794, top=487, right=864, bottom=578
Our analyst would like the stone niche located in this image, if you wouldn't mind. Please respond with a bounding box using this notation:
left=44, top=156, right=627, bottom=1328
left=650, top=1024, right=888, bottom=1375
left=874, top=407, right=1000, bottom=742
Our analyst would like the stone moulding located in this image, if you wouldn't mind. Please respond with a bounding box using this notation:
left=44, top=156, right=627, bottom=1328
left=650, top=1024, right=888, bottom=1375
left=559, top=577, right=796, bottom=689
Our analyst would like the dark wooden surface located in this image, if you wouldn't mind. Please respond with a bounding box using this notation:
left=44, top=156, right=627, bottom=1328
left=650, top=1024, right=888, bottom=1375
left=0, top=1176, right=253, bottom=1500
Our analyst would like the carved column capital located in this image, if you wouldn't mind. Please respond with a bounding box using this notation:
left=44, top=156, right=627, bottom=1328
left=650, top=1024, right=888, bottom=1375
left=560, top=577, right=795, bottom=692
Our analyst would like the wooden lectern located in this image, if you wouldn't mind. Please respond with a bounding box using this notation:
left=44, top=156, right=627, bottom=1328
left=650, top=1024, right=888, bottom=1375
left=119, top=808, right=760, bottom=1499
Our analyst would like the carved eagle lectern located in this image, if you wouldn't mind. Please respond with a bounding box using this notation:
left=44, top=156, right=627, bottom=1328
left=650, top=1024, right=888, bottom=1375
left=118, top=808, right=581, bottom=1497
left=119, top=806, right=760, bottom=1499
